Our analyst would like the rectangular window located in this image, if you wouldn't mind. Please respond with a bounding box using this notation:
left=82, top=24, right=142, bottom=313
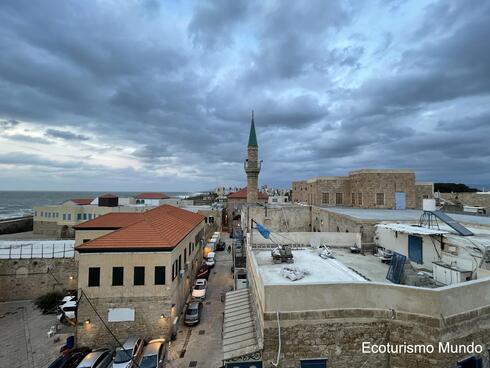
left=184, top=249, right=187, bottom=264
left=134, top=266, right=145, bottom=285
left=189, top=243, right=191, bottom=256
left=321, top=192, right=329, bottom=204
left=423, top=194, right=429, bottom=199
left=67, top=214, right=71, bottom=220
left=112, top=267, right=124, bottom=286
left=154, top=266, right=166, bottom=285
left=63, top=214, right=66, bottom=221
left=376, top=193, right=385, bottom=206
left=351, top=192, right=355, bottom=205
left=208, top=216, right=214, bottom=223
left=335, top=193, right=343, bottom=205
left=83, top=239, right=90, bottom=243
left=83, top=213, right=87, bottom=220
left=41, top=211, right=44, bottom=217
left=358, top=193, right=362, bottom=206
left=204, top=217, right=208, bottom=224
left=178, top=255, right=182, bottom=272
left=88, top=214, right=92, bottom=220
left=77, top=213, right=82, bottom=220
left=88, top=267, right=100, bottom=287
left=172, top=260, right=178, bottom=280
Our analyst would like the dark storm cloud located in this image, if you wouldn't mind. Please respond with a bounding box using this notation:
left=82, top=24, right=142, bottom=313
left=45, top=129, right=89, bottom=141
left=0, top=0, right=489, bottom=190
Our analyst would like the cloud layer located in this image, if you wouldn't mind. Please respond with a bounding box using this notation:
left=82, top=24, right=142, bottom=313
left=0, top=0, right=489, bottom=190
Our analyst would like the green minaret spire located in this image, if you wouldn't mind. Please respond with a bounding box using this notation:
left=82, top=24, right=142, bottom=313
left=248, top=110, right=258, bottom=147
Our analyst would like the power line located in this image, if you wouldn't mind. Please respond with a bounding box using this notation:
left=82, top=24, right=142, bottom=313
left=78, top=289, right=142, bottom=368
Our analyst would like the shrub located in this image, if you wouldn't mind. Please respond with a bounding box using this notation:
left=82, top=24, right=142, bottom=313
left=35, top=291, right=64, bottom=314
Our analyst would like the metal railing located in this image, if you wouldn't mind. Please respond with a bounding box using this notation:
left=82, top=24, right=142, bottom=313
left=0, top=242, right=75, bottom=259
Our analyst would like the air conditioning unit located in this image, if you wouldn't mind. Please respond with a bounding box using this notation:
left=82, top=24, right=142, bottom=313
left=179, top=270, right=185, bottom=278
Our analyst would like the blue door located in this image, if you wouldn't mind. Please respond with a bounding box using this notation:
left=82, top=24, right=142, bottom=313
left=395, top=192, right=406, bottom=209
left=408, top=235, right=423, bottom=264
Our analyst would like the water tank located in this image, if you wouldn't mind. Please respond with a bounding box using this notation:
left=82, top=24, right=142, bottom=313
left=98, top=193, right=119, bottom=207
left=423, top=199, right=436, bottom=211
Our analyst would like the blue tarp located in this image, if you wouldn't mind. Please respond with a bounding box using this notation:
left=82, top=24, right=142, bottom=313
left=256, top=223, right=270, bottom=239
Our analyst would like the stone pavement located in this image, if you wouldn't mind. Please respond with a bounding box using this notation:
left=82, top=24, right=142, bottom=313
left=166, top=233, right=234, bottom=368
left=0, top=300, right=74, bottom=368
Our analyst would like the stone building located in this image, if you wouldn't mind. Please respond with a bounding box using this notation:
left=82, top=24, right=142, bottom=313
left=222, top=231, right=490, bottom=368
left=292, top=169, right=433, bottom=210
left=439, top=191, right=490, bottom=214
left=74, top=205, right=205, bottom=347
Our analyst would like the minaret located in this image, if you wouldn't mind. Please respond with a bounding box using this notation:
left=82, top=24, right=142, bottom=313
left=244, top=111, right=261, bottom=203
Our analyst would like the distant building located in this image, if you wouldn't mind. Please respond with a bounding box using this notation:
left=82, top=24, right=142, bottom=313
left=74, top=205, right=205, bottom=346
left=292, top=169, right=433, bottom=210
left=227, top=188, right=268, bottom=229
left=33, top=193, right=148, bottom=238
left=134, top=192, right=170, bottom=205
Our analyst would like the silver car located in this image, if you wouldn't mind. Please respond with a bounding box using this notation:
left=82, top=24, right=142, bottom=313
left=138, top=339, right=166, bottom=368
left=76, top=349, right=113, bottom=368
left=113, top=336, right=145, bottom=368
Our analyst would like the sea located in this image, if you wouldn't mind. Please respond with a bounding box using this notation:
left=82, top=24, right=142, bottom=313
left=0, top=191, right=195, bottom=220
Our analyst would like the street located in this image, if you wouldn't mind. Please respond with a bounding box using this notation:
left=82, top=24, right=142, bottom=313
left=166, top=233, right=233, bottom=368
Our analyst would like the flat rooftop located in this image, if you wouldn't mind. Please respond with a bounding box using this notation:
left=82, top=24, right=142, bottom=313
left=253, top=248, right=368, bottom=285
left=321, top=207, right=490, bottom=226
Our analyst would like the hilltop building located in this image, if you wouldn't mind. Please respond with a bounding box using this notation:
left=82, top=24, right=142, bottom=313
left=74, top=205, right=205, bottom=346
left=292, top=169, right=433, bottom=210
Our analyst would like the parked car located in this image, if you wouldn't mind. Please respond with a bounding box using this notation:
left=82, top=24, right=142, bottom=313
left=191, top=279, right=208, bottom=300
left=215, top=241, right=226, bottom=251
left=184, top=301, right=203, bottom=326
left=138, top=339, right=166, bottom=368
left=60, top=295, right=77, bottom=304
left=76, top=349, right=113, bottom=368
left=196, top=263, right=209, bottom=280
left=205, top=252, right=216, bottom=268
left=48, top=347, right=91, bottom=368
left=113, top=336, right=145, bottom=368
left=58, top=300, right=77, bottom=323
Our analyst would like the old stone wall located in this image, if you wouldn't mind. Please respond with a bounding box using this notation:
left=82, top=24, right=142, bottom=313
left=76, top=296, right=172, bottom=347
left=314, top=177, right=350, bottom=206
left=0, top=258, right=77, bottom=301
left=33, top=220, right=62, bottom=237
left=349, top=171, right=416, bottom=209
left=292, top=181, right=308, bottom=203
left=441, top=192, right=490, bottom=213
left=261, top=308, right=490, bottom=368
left=415, top=183, right=434, bottom=209
left=0, top=216, right=33, bottom=234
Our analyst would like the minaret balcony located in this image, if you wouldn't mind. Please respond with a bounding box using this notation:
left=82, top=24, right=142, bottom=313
left=244, top=159, right=261, bottom=172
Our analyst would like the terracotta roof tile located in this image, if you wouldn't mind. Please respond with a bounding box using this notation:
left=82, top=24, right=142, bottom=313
left=135, top=192, right=170, bottom=199
left=76, top=205, right=204, bottom=252
left=74, top=212, right=145, bottom=229
left=70, top=198, right=93, bottom=205
left=228, top=188, right=268, bottom=200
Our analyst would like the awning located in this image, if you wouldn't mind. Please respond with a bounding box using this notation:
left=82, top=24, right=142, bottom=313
left=223, top=288, right=261, bottom=361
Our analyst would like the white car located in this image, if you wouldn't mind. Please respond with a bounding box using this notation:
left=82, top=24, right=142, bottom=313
left=57, top=300, right=77, bottom=321
left=191, top=279, right=208, bottom=300
left=113, top=336, right=145, bottom=368
left=205, top=252, right=216, bottom=268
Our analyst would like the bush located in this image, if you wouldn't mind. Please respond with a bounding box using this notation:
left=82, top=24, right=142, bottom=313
left=35, top=291, right=64, bottom=314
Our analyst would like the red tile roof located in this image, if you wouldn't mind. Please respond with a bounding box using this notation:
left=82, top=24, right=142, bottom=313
left=74, top=212, right=145, bottom=229
left=70, top=198, right=93, bottom=205
left=76, top=205, right=205, bottom=252
left=135, top=192, right=170, bottom=199
left=228, top=188, right=268, bottom=200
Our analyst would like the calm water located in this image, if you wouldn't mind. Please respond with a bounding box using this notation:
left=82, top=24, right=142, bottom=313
left=0, top=191, right=193, bottom=219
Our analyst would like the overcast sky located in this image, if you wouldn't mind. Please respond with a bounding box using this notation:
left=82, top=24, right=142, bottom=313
left=0, top=0, right=489, bottom=191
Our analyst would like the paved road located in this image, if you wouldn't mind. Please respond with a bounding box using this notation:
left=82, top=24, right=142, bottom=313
left=0, top=300, right=74, bottom=368
left=167, top=233, right=233, bottom=368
